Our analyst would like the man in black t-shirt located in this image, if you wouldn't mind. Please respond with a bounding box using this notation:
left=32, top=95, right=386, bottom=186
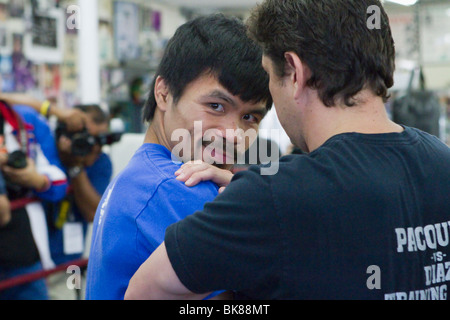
left=126, top=0, right=450, bottom=300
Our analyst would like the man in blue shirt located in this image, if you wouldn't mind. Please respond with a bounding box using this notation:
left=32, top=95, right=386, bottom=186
left=85, top=14, right=272, bottom=300
left=46, top=104, right=112, bottom=299
left=47, top=104, right=112, bottom=266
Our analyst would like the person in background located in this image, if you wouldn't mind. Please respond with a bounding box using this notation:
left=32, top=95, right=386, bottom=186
left=0, top=100, right=67, bottom=300
left=85, top=13, right=272, bottom=300
left=0, top=94, right=113, bottom=299
left=45, top=103, right=112, bottom=300
left=125, top=0, right=450, bottom=300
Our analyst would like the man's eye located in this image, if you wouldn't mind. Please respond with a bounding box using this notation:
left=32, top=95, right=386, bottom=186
left=209, top=103, right=225, bottom=112
left=242, top=114, right=257, bottom=123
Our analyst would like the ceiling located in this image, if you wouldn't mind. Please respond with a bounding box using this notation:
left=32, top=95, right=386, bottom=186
left=155, top=0, right=449, bottom=10
left=153, top=0, right=259, bottom=10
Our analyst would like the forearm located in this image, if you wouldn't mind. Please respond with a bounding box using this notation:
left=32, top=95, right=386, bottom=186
left=48, top=105, right=67, bottom=119
left=0, top=93, right=43, bottom=110
left=70, top=170, right=101, bottom=222
left=2, top=160, right=51, bottom=192
left=31, top=173, right=51, bottom=192
left=0, top=93, right=58, bottom=118
left=0, top=195, right=11, bottom=227
left=1, top=94, right=85, bottom=131
left=125, top=242, right=210, bottom=300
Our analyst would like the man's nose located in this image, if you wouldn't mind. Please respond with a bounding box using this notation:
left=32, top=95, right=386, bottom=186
left=218, top=121, right=244, bottom=145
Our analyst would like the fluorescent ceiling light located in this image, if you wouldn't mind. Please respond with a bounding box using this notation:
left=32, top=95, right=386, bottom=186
left=386, top=0, right=418, bottom=6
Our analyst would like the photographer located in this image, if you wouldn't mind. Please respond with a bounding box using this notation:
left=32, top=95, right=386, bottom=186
left=46, top=104, right=113, bottom=300
left=53, top=104, right=113, bottom=222
left=0, top=101, right=68, bottom=300
left=0, top=94, right=114, bottom=299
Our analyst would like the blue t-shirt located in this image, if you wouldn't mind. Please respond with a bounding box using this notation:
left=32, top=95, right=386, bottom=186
left=13, top=105, right=68, bottom=201
left=85, top=143, right=219, bottom=300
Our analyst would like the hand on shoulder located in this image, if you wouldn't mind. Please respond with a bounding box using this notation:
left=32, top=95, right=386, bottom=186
left=175, top=161, right=233, bottom=192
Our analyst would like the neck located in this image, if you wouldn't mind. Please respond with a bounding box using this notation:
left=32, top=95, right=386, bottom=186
left=144, top=109, right=169, bottom=147
left=144, top=124, right=160, bottom=145
left=301, top=90, right=403, bottom=152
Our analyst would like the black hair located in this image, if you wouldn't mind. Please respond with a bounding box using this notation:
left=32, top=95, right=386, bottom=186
left=142, top=13, right=272, bottom=122
left=247, top=0, right=396, bottom=107
left=74, top=104, right=109, bottom=124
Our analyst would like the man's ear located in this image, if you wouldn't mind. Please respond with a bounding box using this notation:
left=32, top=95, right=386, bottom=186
left=154, top=76, right=170, bottom=112
left=284, top=52, right=310, bottom=101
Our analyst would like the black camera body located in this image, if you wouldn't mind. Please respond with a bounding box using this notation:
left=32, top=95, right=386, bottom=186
left=7, top=150, right=28, bottom=169
left=55, top=122, right=122, bottom=156
left=4, top=150, right=29, bottom=200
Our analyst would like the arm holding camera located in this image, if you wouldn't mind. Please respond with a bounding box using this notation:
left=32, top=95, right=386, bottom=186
left=57, top=142, right=101, bottom=222
left=0, top=145, right=57, bottom=200
left=0, top=195, right=10, bottom=227
left=2, top=158, right=50, bottom=192
left=0, top=93, right=87, bottom=132
left=0, top=141, right=49, bottom=227
left=69, top=167, right=102, bottom=222
left=0, top=140, right=11, bottom=227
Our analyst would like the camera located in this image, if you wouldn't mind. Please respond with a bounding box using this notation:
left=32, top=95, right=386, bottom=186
left=55, top=122, right=122, bottom=156
left=7, top=150, right=28, bottom=169
left=4, top=150, right=29, bottom=199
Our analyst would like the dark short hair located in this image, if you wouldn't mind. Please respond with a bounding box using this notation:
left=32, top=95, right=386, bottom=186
left=142, top=13, right=272, bottom=122
left=247, top=0, right=396, bottom=107
left=74, top=104, right=109, bottom=124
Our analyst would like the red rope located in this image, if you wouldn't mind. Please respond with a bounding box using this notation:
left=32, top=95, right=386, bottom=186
left=10, top=197, right=39, bottom=211
left=0, top=258, right=88, bottom=292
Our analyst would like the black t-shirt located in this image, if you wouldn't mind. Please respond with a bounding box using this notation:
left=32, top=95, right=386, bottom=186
left=0, top=207, right=40, bottom=268
left=165, top=127, right=450, bottom=300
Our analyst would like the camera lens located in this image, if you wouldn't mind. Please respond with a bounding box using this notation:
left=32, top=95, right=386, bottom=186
left=71, top=133, right=96, bottom=156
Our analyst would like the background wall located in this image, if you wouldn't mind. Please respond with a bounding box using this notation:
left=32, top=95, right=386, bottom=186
left=0, top=0, right=449, bottom=145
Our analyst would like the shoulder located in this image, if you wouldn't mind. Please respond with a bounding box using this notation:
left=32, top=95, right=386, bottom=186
left=156, top=176, right=219, bottom=205
left=114, top=145, right=219, bottom=205
left=13, top=104, right=39, bottom=117
left=413, top=127, right=450, bottom=150
left=226, top=153, right=339, bottom=210
left=13, top=105, right=45, bottom=125
left=234, top=153, right=329, bottom=186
